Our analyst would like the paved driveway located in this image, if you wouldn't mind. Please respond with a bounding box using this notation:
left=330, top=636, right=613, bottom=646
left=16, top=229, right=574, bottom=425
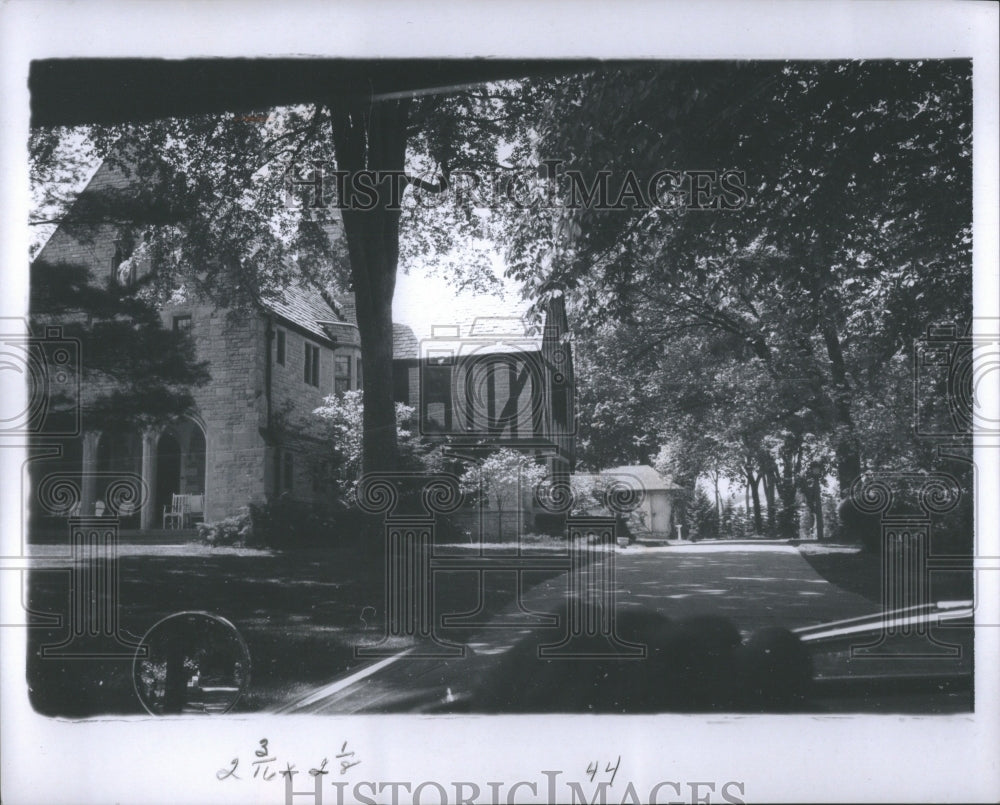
left=609, top=543, right=877, bottom=632
left=278, top=543, right=881, bottom=714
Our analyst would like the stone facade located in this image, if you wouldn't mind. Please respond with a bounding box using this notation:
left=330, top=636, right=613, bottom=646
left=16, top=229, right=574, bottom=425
left=30, top=159, right=362, bottom=527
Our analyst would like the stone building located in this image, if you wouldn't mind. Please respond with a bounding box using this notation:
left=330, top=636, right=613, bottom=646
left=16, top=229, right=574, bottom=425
left=29, top=159, right=575, bottom=530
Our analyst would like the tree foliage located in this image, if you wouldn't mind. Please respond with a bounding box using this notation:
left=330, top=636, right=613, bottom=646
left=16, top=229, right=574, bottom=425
left=29, top=261, right=210, bottom=429
left=497, top=61, right=972, bottom=538
left=459, top=447, right=547, bottom=511
left=30, top=62, right=974, bottom=543
left=30, top=86, right=523, bottom=471
left=312, top=390, right=439, bottom=500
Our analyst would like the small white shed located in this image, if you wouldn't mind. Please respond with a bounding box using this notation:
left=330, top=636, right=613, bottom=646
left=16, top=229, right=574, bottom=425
left=601, top=465, right=686, bottom=538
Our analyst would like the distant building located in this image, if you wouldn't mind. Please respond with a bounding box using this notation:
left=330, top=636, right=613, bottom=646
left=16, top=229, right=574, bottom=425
left=386, top=291, right=576, bottom=476
left=600, top=465, right=685, bottom=539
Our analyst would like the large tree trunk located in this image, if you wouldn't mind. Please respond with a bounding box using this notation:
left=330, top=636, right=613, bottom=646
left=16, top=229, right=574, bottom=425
left=329, top=98, right=410, bottom=474
left=775, top=444, right=800, bottom=539
left=776, top=479, right=798, bottom=539
left=821, top=321, right=861, bottom=497
left=759, top=454, right=778, bottom=536
left=748, top=468, right=763, bottom=535
left=814, top=484, right=825, bottom=541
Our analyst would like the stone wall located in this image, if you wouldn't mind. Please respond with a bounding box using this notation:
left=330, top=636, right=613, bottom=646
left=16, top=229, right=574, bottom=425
left=266, top=319, right=361, bottom=504
left=33, top=159, right=272, bottom=523
left=160, top=298, right=268, bottom=522
left=33, top=160, right=124, bottom=286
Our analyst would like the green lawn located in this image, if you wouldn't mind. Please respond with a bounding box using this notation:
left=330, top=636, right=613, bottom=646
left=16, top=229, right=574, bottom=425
left=25, top=542, right=565, bottom=717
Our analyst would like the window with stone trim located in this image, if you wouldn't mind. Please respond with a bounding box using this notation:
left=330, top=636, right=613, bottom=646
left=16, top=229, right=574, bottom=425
left=111, top=240, right=136, bottom=287
left=304, top=342, right=320, bottom=387
left=335, top=354, right=351, bottom=394
left=275, top=329, right=286, bottom=365
left=274, top=449, right=295, bottom=495
left=172, top=314, right=192, bottom=333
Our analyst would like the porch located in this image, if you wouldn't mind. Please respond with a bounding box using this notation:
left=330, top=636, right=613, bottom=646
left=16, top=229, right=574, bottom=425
left=31, top=415, right=209, bottom=531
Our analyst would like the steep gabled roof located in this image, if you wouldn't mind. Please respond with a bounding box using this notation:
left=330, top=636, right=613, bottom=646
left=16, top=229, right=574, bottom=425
left=334, top=295, right=418, bottom=360
left=259, top=283, right=347, bottom=344
left=36, top=151, right=533, bottom=362
left=393, top=322, right=419, bottom=360
left=602, top=465, right=687, bottom=493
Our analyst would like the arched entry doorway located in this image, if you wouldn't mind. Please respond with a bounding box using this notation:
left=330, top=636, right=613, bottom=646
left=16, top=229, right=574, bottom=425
left=183, top=425, right=206, bottom=499
left=96, top=428, right=142, bottom=525
left=155, top=432, right=182, bottom=518
left=150, top=418, right=207, bottom=529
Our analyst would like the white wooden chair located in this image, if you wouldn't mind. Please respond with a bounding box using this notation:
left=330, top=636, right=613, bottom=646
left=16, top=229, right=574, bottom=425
left=185, top=494, right=205, bottom=528
left=162, top=494, right=186, bottom=529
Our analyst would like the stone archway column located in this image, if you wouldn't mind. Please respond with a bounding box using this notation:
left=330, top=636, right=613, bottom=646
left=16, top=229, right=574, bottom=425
left=140, top=429, right=159, bottom=529
left=80, top=431, right=101, bottom=516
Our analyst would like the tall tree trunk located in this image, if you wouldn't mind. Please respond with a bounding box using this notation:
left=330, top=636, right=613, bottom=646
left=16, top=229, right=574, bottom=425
left=775, top=445, right=799, bottom=539
left=329, top=98, right=410, bottom=474
left=814, top=482, right=825, bottom=541
left=821, top=320, right=861, bottom=497
left=760, top=453, right=778, bottom=536
left=748, top=469, right=763, bottom=534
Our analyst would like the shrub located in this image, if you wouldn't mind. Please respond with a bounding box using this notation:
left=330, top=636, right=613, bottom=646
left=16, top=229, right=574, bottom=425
left=459, top=448, right=548, bottom=511
left=312, top=391, right=436, bottom=501
left=196, top=508, right=253, bottom=547
left=687, top=487, right=719, bottom=541
left=249, top=497, right=334, bottom=548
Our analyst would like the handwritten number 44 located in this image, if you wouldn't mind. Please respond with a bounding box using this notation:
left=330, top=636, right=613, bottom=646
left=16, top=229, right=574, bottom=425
left=586, top=757, right=621, bottom=785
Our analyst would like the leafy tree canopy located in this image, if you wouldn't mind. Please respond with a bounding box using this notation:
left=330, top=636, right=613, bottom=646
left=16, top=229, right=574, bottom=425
left=499, top=60, right=972, bottom=502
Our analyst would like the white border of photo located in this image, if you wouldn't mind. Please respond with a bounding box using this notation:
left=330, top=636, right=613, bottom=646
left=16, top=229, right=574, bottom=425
left=1, top=2, right=997, bottom=803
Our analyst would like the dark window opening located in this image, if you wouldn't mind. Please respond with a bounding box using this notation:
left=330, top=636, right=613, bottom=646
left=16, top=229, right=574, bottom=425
left=552, top=383, right=569, bottom=427
left=172, top=315, right=192, bottom=332
left=111, top=240, right=136, bottom=287
left=276, top=329, right=286, bottom=365
left=335, top=355, right=351, bottom=392
left=423, top=363, right=452, bottom=431
left=304, top=343, right=320, bottom=387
